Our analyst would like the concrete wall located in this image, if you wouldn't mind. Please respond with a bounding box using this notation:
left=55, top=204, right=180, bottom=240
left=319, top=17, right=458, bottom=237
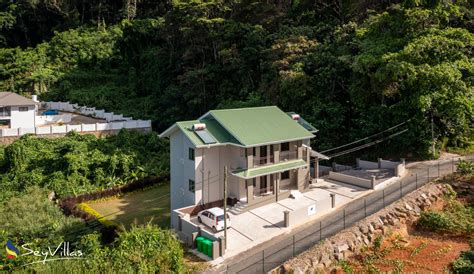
left=10, top=105, right=35, bottom=128
left=395, top=163, right=406, bottom=177
left=328, top=171, right=373, bottom=189
left=0, top=120, right=151, bottom=138
left=287, top=195, right=333, bottom=226
left=380, top=159, right=398, bottom=169
left=357, top=160, right=378, bottom=169
left=35, top=114, right=72, bottom=126
left=0, top=128, right=150, bottom=145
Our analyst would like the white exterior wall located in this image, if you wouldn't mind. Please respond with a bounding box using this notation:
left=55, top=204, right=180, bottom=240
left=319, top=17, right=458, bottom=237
left=170, top=130, right=196, bottom=211
left=195, top=145, right=247, bottom=206
left=10, top=105, right=35, bottom=128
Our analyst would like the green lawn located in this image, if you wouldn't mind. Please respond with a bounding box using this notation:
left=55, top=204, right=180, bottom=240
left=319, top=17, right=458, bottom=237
left=87, top=183, right=170, bottom=228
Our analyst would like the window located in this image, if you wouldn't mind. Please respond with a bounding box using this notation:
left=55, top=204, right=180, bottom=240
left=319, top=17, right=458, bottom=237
left=281, top=142, right=290, bottom=151
left=281, top=171, right=290, bottom=180
left=188, top=148, right=195, bottom=161
left=19, top=107, right=28, bottom=112
left=0, top=107, right=10, bottom=116
left=188, top=179, right=195, bottom=193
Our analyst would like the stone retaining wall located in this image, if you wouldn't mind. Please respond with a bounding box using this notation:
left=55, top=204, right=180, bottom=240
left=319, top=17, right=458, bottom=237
left=280, top=182, right=449, bottom=272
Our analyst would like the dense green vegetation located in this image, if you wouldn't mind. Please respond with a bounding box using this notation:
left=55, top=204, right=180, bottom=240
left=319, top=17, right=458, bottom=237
left=0, top=130, right=168, bottom=203
left=418, top=186, right=473, bottom=235
left=1, top=0, right=472, bottom=158
left=452, top=240, right=474, bottom=274
left=0, top=187, right=183, bottom=272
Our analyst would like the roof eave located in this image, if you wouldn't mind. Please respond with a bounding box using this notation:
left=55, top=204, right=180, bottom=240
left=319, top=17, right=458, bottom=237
left=158, top=123, right=179, bottom=138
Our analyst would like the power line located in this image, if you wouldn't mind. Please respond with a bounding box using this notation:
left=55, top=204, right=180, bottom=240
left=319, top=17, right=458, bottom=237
left=326, top=129, right=408, bottom=158
left=320, top=120, right=410, bottom=154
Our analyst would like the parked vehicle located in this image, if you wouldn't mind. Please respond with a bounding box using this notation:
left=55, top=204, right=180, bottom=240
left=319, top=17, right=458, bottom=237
left=197, top=207, right=231, bottom=232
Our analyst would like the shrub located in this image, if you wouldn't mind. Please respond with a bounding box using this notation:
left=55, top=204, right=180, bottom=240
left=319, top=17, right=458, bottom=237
left=76, top=203, right=120, bottom=229
left=418, top=211, right=453, bottom=232
left=457, top=159, right=474, bottom=175
left=452, top=250, right=474, bottom=273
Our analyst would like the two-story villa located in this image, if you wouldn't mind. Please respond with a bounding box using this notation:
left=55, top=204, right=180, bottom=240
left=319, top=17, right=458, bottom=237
left=0, top=92, right=37, bottom=128
left=160, top=106, right=328, bottom=219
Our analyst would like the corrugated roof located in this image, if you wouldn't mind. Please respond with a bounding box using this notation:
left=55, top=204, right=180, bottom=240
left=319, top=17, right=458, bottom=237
left=0, top=92, right=36, bottom=106
left=208, top=106, right=314, bottom=147
left=231, top=159, right=307, bottom=179
left=160, top=106, right=316, bottom=148
left=286, top=112, right=318, bottom=133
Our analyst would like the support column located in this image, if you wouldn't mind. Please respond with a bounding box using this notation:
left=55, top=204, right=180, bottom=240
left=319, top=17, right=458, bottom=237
left=246, top=179, right=254, bottom=205
left=297, top=141, right=303, bottom=159
left=246, top=148, right=253, bottom=169
left=314, top=157, right=319, bottom=180
left=274, top=144, right=280, bottom=164
left=275, top=173, right=280, bottom=201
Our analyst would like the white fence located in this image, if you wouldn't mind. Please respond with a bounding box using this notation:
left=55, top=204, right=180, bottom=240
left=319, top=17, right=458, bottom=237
left=0, top=120, right=151, bottom=137
left=43, top=101, right=133, bottom=122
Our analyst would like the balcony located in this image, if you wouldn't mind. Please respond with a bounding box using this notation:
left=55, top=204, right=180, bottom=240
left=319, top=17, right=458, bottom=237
left=280, top=151, right=298, bottom=162
left=253, top=155, right=275, bottom=167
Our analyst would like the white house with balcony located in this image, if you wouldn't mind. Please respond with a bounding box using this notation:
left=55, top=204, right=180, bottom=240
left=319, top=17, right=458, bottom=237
left=160, top=106, right=329, bottom=225
left=0, top=92, right=37, bottom=129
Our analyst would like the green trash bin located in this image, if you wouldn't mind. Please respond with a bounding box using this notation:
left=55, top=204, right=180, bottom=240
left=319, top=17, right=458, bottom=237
left=203, top=238, right=213, bottom=257
left=196, top=236, right=204, bottom=252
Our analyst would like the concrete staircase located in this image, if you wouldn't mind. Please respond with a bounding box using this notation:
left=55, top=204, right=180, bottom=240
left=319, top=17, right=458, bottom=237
left=229, top=201, right=248, bottom=215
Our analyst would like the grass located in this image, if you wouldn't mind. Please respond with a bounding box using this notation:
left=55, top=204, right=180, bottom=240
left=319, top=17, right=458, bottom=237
left=86, top=183, right=171, bottom=228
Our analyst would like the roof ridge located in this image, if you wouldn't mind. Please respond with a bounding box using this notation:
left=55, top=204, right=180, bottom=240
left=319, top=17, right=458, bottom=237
left=210, top=106, right=276, bottom=112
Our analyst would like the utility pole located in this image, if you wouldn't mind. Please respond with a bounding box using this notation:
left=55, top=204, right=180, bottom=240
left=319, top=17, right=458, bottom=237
left=223, top=166, right=228, bottom=248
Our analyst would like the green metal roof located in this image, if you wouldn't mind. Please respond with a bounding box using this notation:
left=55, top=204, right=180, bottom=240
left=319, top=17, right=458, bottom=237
left=231, top=159, right=307, bottom=179
left=286, top=112, right=318, bottom=133
left=160, top=106, right=316, bottom=148
left=208, top=106, right=314, bottom=147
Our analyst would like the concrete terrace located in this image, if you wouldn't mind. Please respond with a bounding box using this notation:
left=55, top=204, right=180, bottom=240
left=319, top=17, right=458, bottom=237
left=190, top=177, right=399, bottom=263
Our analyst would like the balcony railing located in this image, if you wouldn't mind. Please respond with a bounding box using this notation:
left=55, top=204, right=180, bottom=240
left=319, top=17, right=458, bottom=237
left=253, top=155, right=275, bottom=167
left=280, top=151, right=298, bottom=162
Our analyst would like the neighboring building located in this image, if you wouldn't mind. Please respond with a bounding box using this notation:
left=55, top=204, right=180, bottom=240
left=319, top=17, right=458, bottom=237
left=0, top=92, right=37, bottom=129
left=160, top=106, right=328, bottom=220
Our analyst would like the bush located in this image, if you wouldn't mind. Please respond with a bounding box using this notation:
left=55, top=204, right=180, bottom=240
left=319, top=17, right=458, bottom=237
left=452, top=245, right=474, bottom=274
left=76, top=203, right=120, bottom=229
left=457, top=159, right=474, bottom=175
left=418, top=211, right=453, bottom=232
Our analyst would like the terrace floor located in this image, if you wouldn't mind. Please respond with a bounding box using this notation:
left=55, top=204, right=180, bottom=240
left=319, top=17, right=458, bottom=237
left=189, top=178, right=394, bottom=263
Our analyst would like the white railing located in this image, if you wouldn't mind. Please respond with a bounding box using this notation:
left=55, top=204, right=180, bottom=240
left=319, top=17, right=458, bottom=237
left=43, top=101, right=133, bottom=122
left=0, top=120, right=152, bottom=137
